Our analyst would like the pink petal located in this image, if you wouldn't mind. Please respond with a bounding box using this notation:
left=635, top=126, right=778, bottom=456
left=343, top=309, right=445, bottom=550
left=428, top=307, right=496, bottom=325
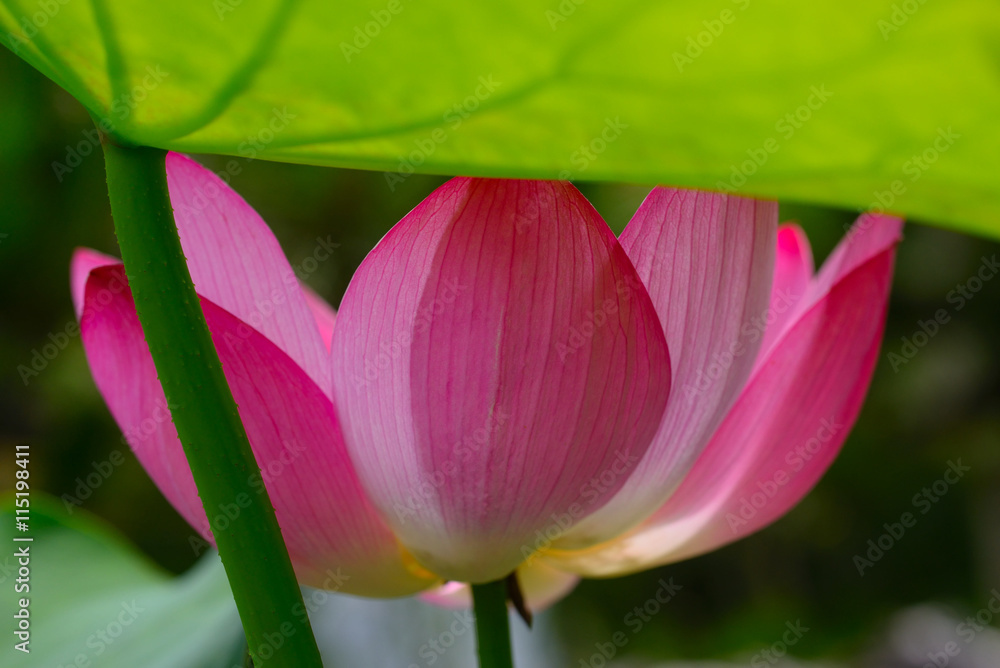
left=330, top=178, right=670, bottom=583
left=165, top=152, right=330, bottom=392
left=420, top=561, right=579, bottom=612
left=810, top=213, right=903, bottom=300
left=301, top=285, right=337, bottom=350
left=79, top=263, right=203, bottom=528
left=554, top=188, right=778, bottom=549
left=756, top=224, right=814, bottom=358
left=74, top=245, right=339, bottom=352
left=71, top=247, right=120, bottom=318
left=543, top=216, right=902, bottom=576
left=79, top=262, right=436, bottom=596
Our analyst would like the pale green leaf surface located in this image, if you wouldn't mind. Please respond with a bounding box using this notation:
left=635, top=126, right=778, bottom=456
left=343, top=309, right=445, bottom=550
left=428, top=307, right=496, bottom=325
left=0, top=495, right=243, bottom=668
left=1, top=0, right=998, bottom=237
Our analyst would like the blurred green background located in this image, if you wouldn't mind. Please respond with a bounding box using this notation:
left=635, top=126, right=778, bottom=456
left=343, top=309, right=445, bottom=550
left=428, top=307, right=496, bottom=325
left=2, top=41, right=999, bottom=666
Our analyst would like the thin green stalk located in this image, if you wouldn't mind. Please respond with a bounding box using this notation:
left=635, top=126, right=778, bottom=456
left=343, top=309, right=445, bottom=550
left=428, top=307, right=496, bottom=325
left=102, top=140, right=323, bottom=667
left=471, top=580, right=515, bottom=668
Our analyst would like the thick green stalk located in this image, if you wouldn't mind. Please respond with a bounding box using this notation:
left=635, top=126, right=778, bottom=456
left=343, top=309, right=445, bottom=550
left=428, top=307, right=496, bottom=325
left=102, top=141, right=323, bottom=667
left=471, top=580, right=515, bottom=668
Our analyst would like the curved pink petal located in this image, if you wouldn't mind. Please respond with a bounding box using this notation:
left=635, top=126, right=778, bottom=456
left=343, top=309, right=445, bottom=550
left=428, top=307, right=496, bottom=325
left=543, top=215, right=902, bottom=576
left=330, top=178, right=670, bottom=583
left=71, top=247, right=120, bottom=318
left=420, top=561, right=579, bottom=612
left=79, top=263, right=203, bottom=529
left=756, top=224, right=814, bottom=358
left=165, top=152, right=330, bottom=392
left=73, top=245, right=339, bottom=353
left=554, top=187, right=778, bottom=549
left=811, top=213, right=903, bottom=300
left=301, top=285, right=337, bottom=350
left=79, top=262, right=436, bottom=596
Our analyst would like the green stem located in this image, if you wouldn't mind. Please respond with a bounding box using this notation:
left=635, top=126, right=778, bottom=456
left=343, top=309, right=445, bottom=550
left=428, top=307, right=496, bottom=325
left=471, top=580, right=515, bottom=668
left=102, top=141, right=323, bottom=667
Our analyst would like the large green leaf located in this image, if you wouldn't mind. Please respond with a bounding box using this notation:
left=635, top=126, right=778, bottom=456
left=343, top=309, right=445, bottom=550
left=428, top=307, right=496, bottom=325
left=0, top=495, right=243, bottom=668
left=1, top=0, right=998, bottom=237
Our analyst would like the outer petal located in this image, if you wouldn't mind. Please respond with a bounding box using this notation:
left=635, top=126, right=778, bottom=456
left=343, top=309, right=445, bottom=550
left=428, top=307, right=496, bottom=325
left=330, top=178, right=670, bottom=583
left=165, top=152, right=330, bottom=391
left=420, top=560, right=579, bottom=612
left=79, top=263, right=435, bottom=596
left=71, top=247, right=120, bottom=317
left=553, top=188, right=777, bottom=549
left=757, top=224, right=814, bottom=358
left=810, top=213, right=904, bottom=300
left=73, top=245, right=339, bottom=352
left=301, top=285, right=337, bottom=350
left=543, top=215, right=902, bottom=576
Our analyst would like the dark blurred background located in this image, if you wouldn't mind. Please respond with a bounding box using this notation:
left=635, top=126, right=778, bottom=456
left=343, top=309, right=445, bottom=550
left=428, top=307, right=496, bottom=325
left=2, top=44, right=999, bottom=667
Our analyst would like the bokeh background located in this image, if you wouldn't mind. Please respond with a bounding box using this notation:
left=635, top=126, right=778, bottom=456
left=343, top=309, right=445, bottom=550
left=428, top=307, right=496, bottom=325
left=2, top=42, right=999, bottom=667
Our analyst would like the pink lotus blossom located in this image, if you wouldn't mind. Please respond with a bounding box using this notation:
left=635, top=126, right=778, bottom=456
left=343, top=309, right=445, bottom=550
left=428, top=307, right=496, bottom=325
left=73, top=153, right=901, bottom=607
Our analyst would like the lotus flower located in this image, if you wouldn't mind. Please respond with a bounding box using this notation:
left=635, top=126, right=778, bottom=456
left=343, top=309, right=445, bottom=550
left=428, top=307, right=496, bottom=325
left=73, top=152, right=900, bottom=609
